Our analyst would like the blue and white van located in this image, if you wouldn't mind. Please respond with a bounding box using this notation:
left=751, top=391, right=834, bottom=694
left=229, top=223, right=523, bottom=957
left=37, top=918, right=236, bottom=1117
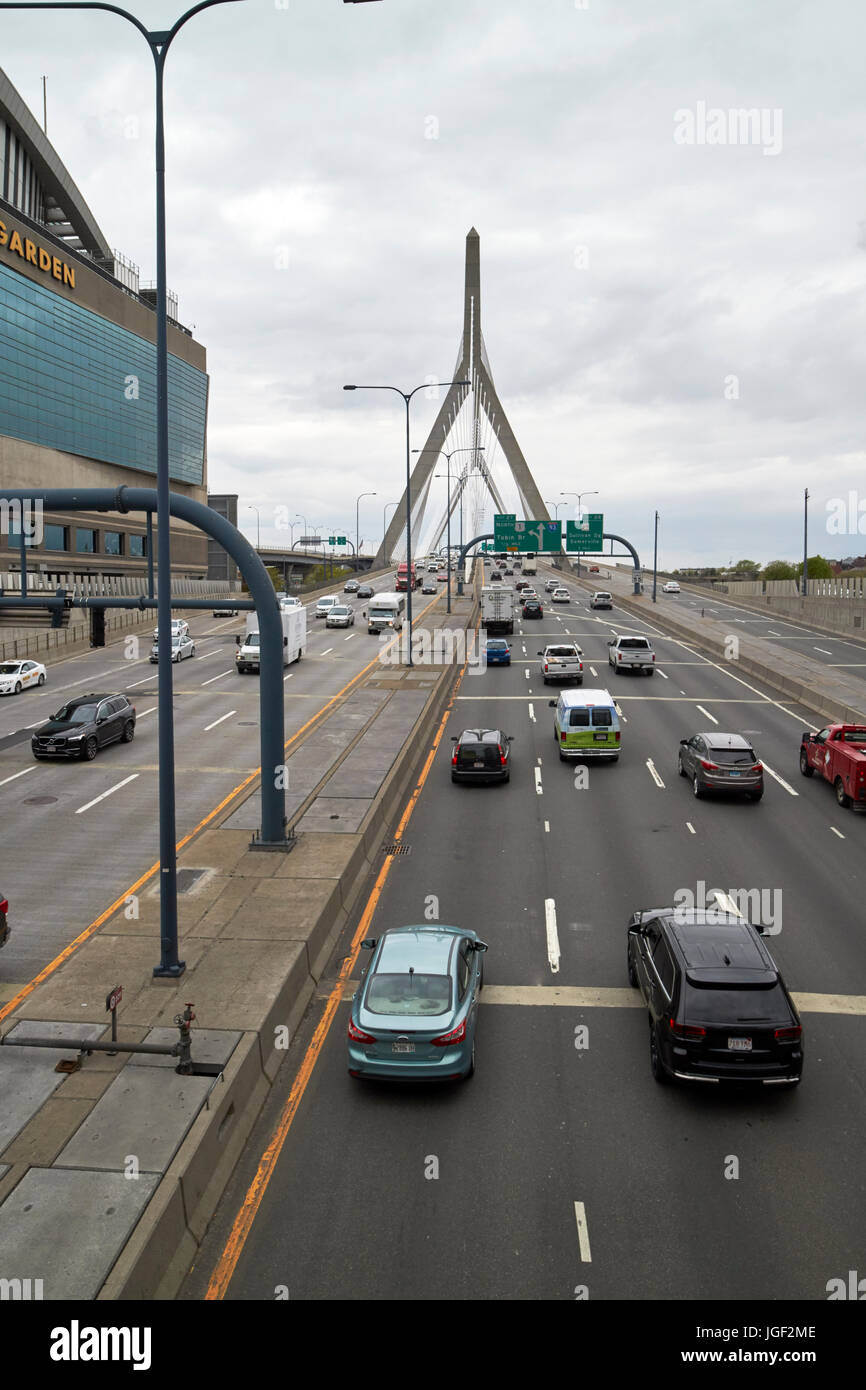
left=550, top=687, right=620, bottom=761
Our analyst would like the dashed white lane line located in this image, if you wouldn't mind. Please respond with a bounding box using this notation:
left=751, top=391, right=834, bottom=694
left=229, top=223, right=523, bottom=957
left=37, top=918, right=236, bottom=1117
left=525, top=668, right=530, bottom=679
left=204, top=710, right=236, bottom=732
left=0, top=766, right=36, bottom=788
left=544, top=820, right=550, bottom=833
left=534, top=767, right=543, bottom=795
left=76, top=773, right=139, bottom=815
left=814, top=647, right=833, bottom=655
left=656, top=667, right=668, bottom=679
left=521, top=645, right=527, bottom=655
left=686, top=821, right=696, bottom=834
left=761, top=761, right=799, bottom=796
left=613, top=702, right=625, bottom=722
left=137, top=706, right=157, bottom=718
left=126, top=675, right=156, bottom=689
left=695, top=704, right=718, bottom=725
left=574, top=1201, right=592, bottom=1263
left=283, top=673, right=293, bottom=683
left=344, top=633, right=355, bottom=641
left=830, top=826, right=845, bottom=839
left=528, top=703, right=536, bottom=722
left=646, top=758, right=665, bottom=788
left=545, top=897, right=560, bottom=973
left=193, top=647, right=221, bottom=660
left=768, top=630, right=781, bottom=637
left=589, top=666, right=597, bottom=677
left=321, top=647, right=334, bottom=656
left=201, top=670, right=232, bottom=686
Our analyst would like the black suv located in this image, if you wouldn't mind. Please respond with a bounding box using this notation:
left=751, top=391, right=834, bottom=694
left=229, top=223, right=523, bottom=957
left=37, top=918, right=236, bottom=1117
left=451, top=729, right=512, bottom=784
left=32, top=694, right=136, bottom=761
left=522, top=598, right=543, bottom=619
left=627, top=908, right=802, bottom=1087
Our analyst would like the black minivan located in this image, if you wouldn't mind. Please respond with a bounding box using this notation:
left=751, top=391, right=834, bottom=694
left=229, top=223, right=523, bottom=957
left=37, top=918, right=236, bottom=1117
left=627, top=907, right=802, bottom=1086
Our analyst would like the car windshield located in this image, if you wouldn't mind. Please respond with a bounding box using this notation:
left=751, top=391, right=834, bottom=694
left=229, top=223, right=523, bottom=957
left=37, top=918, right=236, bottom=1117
left=595, top=593, right=611, bottom=600
left=620, top=638, right=650, bottom=648
left=330, top=607, right=350, bottom=616
left=0, top=664, right=22, bottom=674
left=54, top=703, right=97, bottom=724
left=246, top=633, right=261, bottom=647
left=547, top=647, right=577, bottom=657
left=683, top=982, right=789, bottom=1023
left=487, top=640, right=507, bottom=649
left=709, top=747, right=755, bottom=765
left=366, top=973, right=451, bottom=1015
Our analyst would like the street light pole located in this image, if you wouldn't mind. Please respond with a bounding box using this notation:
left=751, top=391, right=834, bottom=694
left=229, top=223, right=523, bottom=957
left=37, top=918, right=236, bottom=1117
left=356, top=491, right=376, bottom=575
left=0, top=0, right=242, bottom=976
left=561, top=490, right=599, bottom=577
left=248, top=504, right=261, bottom=550
left=415, top=446, right=483, bottom=614
left=343, top=380, right=469, bottom=665
left=382, top=502, right=398, bottom=562
left=652, top=510, right=659, bottom=603
left=802, top=488, right=809, bottom=596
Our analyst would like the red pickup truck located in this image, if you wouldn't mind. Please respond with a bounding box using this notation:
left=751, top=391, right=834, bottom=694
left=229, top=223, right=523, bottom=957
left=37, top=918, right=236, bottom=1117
left=799, top=725, right=866, bottom=809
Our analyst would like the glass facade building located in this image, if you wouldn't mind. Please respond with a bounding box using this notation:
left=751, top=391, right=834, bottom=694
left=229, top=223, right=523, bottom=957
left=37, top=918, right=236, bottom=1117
left=0, top=262, right=206, bottom=485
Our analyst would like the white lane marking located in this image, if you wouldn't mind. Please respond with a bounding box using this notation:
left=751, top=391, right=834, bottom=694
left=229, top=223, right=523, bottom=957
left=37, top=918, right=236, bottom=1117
left=646, top=758, right=665, bottom=788
left=589, top=666, right=597, bottom=677
left=204, top=710, right=236, bottom=732
left=126, top=675, right=156, bottom=689
left=695, top=704, right=718, bottom=725
left=686, top=821, right=696, bottom=834
left=521, top=645, right=527, bottom=655
left=768, top=630, right=781, bottom=636
left=193, top=648, right=221, bottom=660
left=614, top=702, right=626, bottom=722
left=321, top=647, right=334, bottom=656
left=544, top=820, right=550, bottom=833
left=528, top=703, right=536, bottom=722
left=0, top=766, right=36, bottom=787
left=24, top=720, right=42, bottom=729
left=814, top=646, right=833, bottom=655
left=534, top=767, right=543, bottom=795
left=761, top=761, right=798, bottom=796
left=574, top=1201, right=592, bottom=1263
left=545, top=897, right=560, bottom=973
left=137, top=706, right=157, bottom=718
left=201, top=670, right=232, bottom=686
left=76, top=772, right=139, bottom=815
left=656, top=667, right=668, bottom=679
left=830, top=826, right=845, bottom=839
left=283, top=673, right=293, bottom=683
left=525, top=668, right=530, bottom=679
left=344, top=633, right=355, bottom=641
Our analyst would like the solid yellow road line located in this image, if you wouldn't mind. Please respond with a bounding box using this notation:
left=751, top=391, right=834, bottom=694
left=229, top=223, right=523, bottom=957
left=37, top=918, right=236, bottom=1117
left=0, top=596, right=443, bottom=1027
left=205, top=650, right=463, bottom=1300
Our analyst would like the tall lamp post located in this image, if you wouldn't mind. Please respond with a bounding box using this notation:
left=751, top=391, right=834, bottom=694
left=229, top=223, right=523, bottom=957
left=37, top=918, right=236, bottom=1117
left=248, top=504, right=261, bottom=550
left=382, top=502, right=398, bottom=563
left=652, top=510, right=659, bottom=603
left=802, top=488, right=809, bottom=596
left=0, top=0, right=242, bottom=977
left=415, top=446, right=483, bottom=613
left=343, top=380, right=469, bottom=665
left=356, top=492, right=377, bottom=574
left=561, top=490, right=599, bottom=576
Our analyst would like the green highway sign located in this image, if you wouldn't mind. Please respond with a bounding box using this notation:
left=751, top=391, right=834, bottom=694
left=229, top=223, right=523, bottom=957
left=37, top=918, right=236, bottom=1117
left=493, top=514, right=562, bottom=552
left=565, top=514, right=604, bottom=552
left=328, top=535, right=347, bottom=545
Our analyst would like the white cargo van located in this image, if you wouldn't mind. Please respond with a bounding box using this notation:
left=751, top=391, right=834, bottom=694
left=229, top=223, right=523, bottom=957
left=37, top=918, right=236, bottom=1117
left=236, top=606, right=306, bottom=673
left=365, top=592, right=404, bottom=634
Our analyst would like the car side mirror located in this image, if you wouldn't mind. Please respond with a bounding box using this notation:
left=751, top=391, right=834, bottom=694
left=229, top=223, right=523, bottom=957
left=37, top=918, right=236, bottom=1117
left=284, top=636, right=288, bottom=646
left=473, top=941, right=488, bottom=954
left=235, top=635, right=241, bottom=645
left=360, top=938, right=377, bottom=950
left=537, top=651, right=542, bottom=656
left=450, top=735, right=458, bottom=742
left=548, top=700, right=556, bottom=708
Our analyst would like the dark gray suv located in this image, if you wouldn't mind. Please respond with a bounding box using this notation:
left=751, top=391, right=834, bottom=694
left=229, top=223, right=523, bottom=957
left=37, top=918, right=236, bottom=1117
left=677, top=732, right=763, bottom=801
left=32, top=694, right=137, bottom=761
left=450, top=729, right=512, bottom=784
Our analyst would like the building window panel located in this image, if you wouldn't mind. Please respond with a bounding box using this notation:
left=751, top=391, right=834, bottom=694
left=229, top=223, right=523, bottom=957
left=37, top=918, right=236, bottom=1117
left=76, top=527, right=97, bottom=553
left=128, top=534, right=146, bottom=558
left=104, top=531, right=123, bottom=556
left=43, top=523, right=68, bottom=552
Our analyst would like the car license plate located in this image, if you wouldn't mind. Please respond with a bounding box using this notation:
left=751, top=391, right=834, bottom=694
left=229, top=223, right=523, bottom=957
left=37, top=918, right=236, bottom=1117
left=728, top=1037, right=752, bottom=1051
left=392, top=1042, right=414, bottom=1054
left=474, top=761, right=485, bottom=768
left=594, top=732, right=607, bottom=741
left=47, top=741, right=55, bottom=749
left=729, top=770, right=740, bottom=777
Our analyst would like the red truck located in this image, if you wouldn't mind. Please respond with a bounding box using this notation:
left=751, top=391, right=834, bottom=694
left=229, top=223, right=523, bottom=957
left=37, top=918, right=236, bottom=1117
left=395, top=562, right=419, bottom=592
left=799, top=725, right=866, bottom=809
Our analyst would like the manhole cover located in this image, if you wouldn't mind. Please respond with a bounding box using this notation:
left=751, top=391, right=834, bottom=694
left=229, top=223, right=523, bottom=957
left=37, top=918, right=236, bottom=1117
left=24, top=796, right=58, bottom=805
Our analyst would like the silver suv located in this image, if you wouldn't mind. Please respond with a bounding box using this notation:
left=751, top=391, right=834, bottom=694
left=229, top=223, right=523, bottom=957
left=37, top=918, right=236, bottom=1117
left=315, top=595, right=339, bottom=619
left=590, top=592, right=613, bottom=609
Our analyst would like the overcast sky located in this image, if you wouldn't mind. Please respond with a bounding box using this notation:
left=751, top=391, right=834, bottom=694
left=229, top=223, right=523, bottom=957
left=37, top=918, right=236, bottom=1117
left=4, top=0, right=866, bottom=566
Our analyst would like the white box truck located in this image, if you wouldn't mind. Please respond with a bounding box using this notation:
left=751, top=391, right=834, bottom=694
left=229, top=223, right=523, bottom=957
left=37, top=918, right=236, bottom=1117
left=236, top=606, right=306, bottom=673
left=481, top=586, right=514, bottom=634
left=365, top=592, right=404, bottom=635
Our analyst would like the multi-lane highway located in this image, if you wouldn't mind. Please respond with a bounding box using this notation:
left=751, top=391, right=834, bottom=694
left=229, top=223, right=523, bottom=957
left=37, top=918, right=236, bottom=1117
left=183, top=559, right=866, bottom=1301
left=0, top=573, right=407, bottom=987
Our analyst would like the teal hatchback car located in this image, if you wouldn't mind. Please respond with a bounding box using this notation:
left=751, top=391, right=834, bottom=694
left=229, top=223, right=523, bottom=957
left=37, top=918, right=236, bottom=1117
left=348, top=926, right=488, bottom=1081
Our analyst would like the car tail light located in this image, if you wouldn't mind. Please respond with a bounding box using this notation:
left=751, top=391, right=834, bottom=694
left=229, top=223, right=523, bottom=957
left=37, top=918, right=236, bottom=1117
left=0, top=898, right=7, bottom=915
left=751, top=763, right=763, bottom=773
left=560, top=731, right=567, bottom=742
left=431, top=1018, right=467, bottom=1047
left=651, top=653, right=655, bottom=661
left=498, top=745, right=507, bottom=765
left=616, top=653, right=622, bottom=661
left=700, top=759, right=719, bottom=772
left=668, top=1017, right=705, bottom=1041
left=451, top=750, right=458, bottom=766
left=347, top=1020, right=377, bottom=1044
left=774, top=1025, right=801, bottom=1043
left=614, top=731, right=620, bottom=743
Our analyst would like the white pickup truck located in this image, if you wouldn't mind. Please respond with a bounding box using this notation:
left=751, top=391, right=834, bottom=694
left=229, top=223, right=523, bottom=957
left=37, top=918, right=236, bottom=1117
left=538, top=643, right=584, bottom=685
left=608, top=634, right=655, bottom=675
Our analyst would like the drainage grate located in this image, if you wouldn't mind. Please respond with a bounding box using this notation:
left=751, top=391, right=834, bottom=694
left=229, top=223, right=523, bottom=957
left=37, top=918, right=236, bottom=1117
left=177, top=868, right=208, bottom=894
left=382, top=843, right=411, bottom=856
